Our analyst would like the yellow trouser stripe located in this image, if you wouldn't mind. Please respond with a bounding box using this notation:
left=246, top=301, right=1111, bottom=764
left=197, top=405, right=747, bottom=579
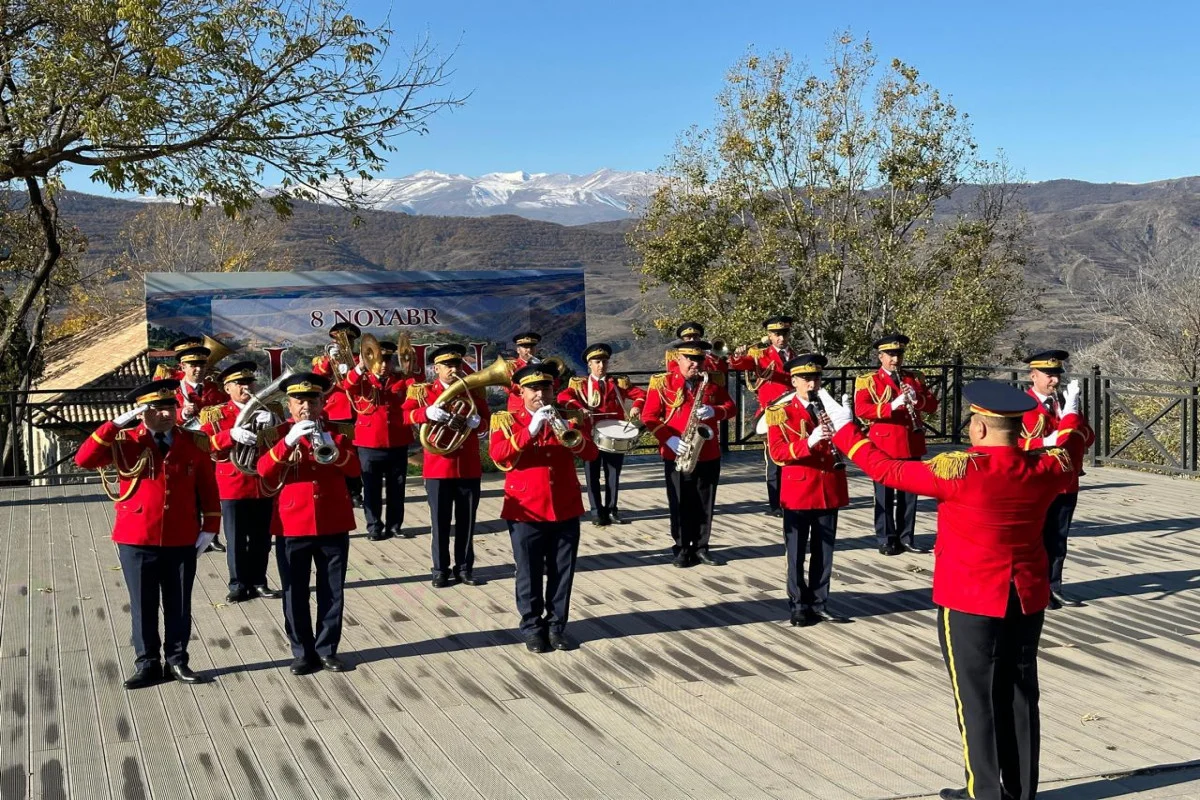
left=942, top=608, right=975, bottom=797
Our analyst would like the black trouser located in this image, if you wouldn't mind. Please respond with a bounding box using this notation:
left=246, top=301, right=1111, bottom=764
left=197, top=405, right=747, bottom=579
left=765, top=454, right=782, bottom=512
left=585, top=451, right=625, bottom=516
left=508, top=518, right=581, bottom=637
left=1042, top=492, right=1078, bottom=592
left=874, top=465, right=919, bottom=545
left=222, top=498, right=274, bottom=592
left=663, top=458, right=720, bottom=554
left=938, top=586, right=1044, bottom=800
left=783, top=509, right=838, bottom=613
left=118, top=544, right=197, bottom=670
left=275, top=533, right=350, bottom=659
left=428, top=477, right=479, bottom=576
left=359, top=445, right=409, bottom=533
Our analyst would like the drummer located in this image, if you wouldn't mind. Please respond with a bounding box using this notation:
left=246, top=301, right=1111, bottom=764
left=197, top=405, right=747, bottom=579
left=559, top=343, right=647, bottom=526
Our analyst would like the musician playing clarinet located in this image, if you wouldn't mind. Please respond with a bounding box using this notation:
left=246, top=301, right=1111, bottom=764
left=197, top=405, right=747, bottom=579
left=765, top=354, right=850, bottom=627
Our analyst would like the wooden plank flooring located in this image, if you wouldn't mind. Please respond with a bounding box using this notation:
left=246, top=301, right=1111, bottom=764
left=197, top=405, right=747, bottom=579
left=0, top=452, right=1198, bottom=799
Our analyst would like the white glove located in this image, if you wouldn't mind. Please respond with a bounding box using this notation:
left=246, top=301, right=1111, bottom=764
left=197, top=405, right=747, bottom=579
left=337, top=363, right=350, bottom=376
left=425, top=406, right=450, bottom=423
left=1062, top=379, right=1081, bottom=416
left=1042, top=431, right=1059, bottom=447
left=695, top=404, right=715, bottom=421
left=182, top=402, right=197, bottom=419
left=890, top=394, right=908, bottom=411
left=807, top=425, right=830, bottom=448
left=665, top=435, right=682, bottom=454
left=284, top=420, right=317, bottom=447
left=231, top=427, right=258, bottom=446
left=253, top=410, right=273, bottom=425
left=195, top=532, right=216, bottom=553
left=354, top=363, right=366, bottom=375
left=466, top=412, right=482, bottom=430
left=328, top=344, right=341, bottom=358
left=527, top=406, right=553, bottom=436
left=114, top=404, right=147, bottom=427
left=841, top=394, right=850, bottom=409
left=817, top=389, right=854, bottom=432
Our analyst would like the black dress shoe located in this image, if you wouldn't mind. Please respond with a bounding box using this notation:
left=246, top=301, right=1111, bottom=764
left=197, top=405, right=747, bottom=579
left=524, top=631, right=551, bottom=654
left=123, top=664, right=163, bottom=690
left=811, top=608, right=850, bottom=624
left=431, top=572, right=453, bottom=588
left=366, top=528, right=386, bottom=542
left=591, top=516, right=610, bottom=527
left=878, top=541, right=903, bottom=556
left=457, top=570, right=482, bottom=586
left=902, top=540, right=930, bottom=554
left=609, top=509, right=628, bottom=525
left=351, top=494, right=364, bottom=509
left=548, top=630, right=576, bottom=651
left=226, top=587, right=253, bottom=603
left=290, top=655, right=321, bottom=676
left=166, top=664, right=211, bottom=684
left=762, top=509, right=777, bottom=518
left=695, top=549, right=721, bottom=566
left=939, top=789, right=970, bottom=800
left=672, top=551, right=690, bottom=568
left=207, top=536, right=226, bottom=553
left=1050, top=589, right=1083, bottom=608
left=319, top=655, right=351, bottom=672
left=790, top=611, right=818, bottom=628
left=385, top=525, right=403, bottom=539
left=771, top=508, right=783, bottom=518
left=252, top=585, right=283, bottom=600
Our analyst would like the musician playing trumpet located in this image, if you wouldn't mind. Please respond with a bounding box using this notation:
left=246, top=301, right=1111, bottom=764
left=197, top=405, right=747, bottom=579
left=854, top=333, right=939, bottom=556
left=489, top=362, right=598, bottom=653
left=765, top=354, right=850, bottom=627
left=346, top=340, right=415, bottom=541
left=256, top=373, right=360, bottom=676
left=402, top=344, right=490, bottom=588
left=199, top=361, right=283, bottom=603
left=642, top=341, right=736, bottom=568
left=557, top=342, right=646, bottom=526
left=171, top=340, right=229, bottom=552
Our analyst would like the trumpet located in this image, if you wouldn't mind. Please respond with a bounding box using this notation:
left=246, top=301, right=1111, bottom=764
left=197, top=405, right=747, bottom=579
left=540, top=403, right=584, bottom=449
left=310, top=421, right=338, bottom=465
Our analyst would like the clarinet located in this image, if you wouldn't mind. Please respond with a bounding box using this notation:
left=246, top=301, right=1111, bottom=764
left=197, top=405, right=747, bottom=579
left=894, top=370, right=922, bottom=432
left=808, top=389, right=846, bottom=470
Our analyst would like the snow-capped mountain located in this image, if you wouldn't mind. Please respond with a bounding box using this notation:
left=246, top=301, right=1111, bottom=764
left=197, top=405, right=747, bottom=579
left=340, top=169, right=661, bottom=225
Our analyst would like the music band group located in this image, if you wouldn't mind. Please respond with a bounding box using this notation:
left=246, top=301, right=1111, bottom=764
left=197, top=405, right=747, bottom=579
left=77, top=314, right=1094, bottom=800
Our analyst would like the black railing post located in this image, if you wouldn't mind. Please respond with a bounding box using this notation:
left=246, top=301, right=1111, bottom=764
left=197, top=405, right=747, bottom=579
left=1088, top=364, right=1100, bottom=468
left=951, top=356, right=964, bottom=444
left=1190, top=381, right=1198, bottom=474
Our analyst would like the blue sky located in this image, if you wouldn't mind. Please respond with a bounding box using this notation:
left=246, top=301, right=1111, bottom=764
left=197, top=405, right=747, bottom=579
left=64, top=0, right=1200, bottom=194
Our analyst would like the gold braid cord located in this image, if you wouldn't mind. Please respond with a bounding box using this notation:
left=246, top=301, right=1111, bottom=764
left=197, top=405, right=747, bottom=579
left=924, top=451, right=984, bottom=480
left=489, top=411, right=517, bottom=472
left=98, top=436, right=151, bottom=502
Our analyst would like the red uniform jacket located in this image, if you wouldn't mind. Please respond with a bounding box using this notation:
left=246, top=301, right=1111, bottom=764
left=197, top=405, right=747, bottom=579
left=199, top=401, right=269, bottom=500
left=75, top=421, right=221, bottom=546
left=256, top=422, right=360, bottom=536
left=641, top=372, right=736, bottom=462
left=765, top=397, right=849, bottom=511
left=557, top=375, right=647, bottom=423
left=312, top=355, right=355, bottom=422
left=729, top=346, right=793, bottom=406
left=1020, top=389, right=1095, bottom=494
left=403, top=381, right=491, bottom=479
left=853, top=369, right=939, bottom=459
left=834, top=413, right=1089, bottom=617
left=345, top=369, right=415, bottom=449
left=488, top=406, right=598, bottom=522
left=175, top=380, right=228, bottom=426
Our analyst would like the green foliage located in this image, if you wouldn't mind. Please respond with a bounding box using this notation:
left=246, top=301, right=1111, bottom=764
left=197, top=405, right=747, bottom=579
left=630, top=34, right=1030, bottom=363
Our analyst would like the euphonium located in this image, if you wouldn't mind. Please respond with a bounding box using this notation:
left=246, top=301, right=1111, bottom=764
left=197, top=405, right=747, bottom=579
left=230, top=369, right=292, bottom=476
left=419, top=356, right=515, bottom=455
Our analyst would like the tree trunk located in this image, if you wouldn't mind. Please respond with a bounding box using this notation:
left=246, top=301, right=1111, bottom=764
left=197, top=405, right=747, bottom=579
left=0, top=177, right=61, bottom=377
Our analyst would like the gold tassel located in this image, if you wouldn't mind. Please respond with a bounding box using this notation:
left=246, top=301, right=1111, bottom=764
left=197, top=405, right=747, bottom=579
left=663, top=349, right=677, bottom=371
left=649, top=373, right=667, bottom=391
left=406, top=383, right=428, bottom=403
left=748, top=346, right=765, bottom=359
left=1044, top=447, right=1074, bottom=473
left=569, top=377, right=585, bottom=392
left=764, top=405, right=788, bottom=429
left=152, top=363, right=174, bottom=380
left=617, top=375, right=631, bottom=391
left=925, top=451, right=982, bottom=480
left=199, top=406, right=224, bottom=427
left=310, top=355, right=323, bottom=368
left=490, top=411, right=515, bottom=433
left=855, top=374, right=873, bottom=392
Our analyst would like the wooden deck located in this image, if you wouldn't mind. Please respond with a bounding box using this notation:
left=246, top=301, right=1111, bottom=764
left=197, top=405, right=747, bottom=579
left=1, top=452, right=1198, bottom=800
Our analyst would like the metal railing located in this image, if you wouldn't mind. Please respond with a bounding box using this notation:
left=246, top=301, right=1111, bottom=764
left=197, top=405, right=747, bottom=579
left=4, top=362, right=1198, bottom=485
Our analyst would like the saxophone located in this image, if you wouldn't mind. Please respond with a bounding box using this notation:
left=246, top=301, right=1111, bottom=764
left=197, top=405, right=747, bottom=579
left=675, top=372, right=713, bottom=476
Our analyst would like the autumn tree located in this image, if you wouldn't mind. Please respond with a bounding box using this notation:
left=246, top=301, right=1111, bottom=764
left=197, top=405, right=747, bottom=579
left=0, top=0, right=460, bottom=388
left=630, top=35, right=1030, bottom=363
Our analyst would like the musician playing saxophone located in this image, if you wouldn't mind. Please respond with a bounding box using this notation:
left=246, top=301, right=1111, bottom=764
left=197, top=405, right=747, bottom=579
left=402, top=344, right=490, bottom=588
left=199, top=361, right=282, bottom=603
left=490, top=362, right=598, bottom=653
left=765, top=354, right=851, bottom=627
left=854, top=333, right=939, bottom=556
left=256, top=373, right=360, bottom=676
left=557, top=342, right=647, bottom=526
left=642, top=341, right=736, bottom=568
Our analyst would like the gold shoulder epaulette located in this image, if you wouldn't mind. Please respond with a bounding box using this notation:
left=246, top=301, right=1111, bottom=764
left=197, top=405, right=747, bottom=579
left=407, top=383, right=429, bottom=403
left=310, top=355, right=323, bottom=368
left=925, top=450, right=983, bottom=480
left=490, top=410, right=515, bottom=433
left=764, top=405, right=788, bottom=428
left=152, top=363, right=174, bottom=380
left=854, top=374, right=873, bottom=392
left=748, top=346, right=765, bottom=359
left=649, top=373, right=668, bottom=391
left=257, top=426, right=281, bottom=448
left=568, top=376, right=585, bottom=392
left=616, top=375, right=632, bottom=390
left=199, top=406, right=224, bottom=427
left=1043, top=447, right=1074, bottom=473
left=190, top=431, right=211, bottom=452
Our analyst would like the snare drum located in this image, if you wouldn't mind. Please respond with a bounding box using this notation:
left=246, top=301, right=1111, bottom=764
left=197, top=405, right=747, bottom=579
left=593, top=419, right=641, bottom=454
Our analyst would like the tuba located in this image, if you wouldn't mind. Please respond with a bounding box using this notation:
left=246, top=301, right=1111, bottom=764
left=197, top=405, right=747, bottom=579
left=230, top=370, right=291, bottom=476
left=419, top=356, right=515, bottom=455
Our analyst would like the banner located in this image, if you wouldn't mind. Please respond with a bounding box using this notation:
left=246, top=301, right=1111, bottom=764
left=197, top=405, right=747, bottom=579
left=144, top=270, right=588, bottom=377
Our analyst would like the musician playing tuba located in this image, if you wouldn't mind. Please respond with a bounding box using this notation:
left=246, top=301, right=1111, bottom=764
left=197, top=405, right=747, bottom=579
left=402, top=344, right=492, bottom=588
left=345, top=339, right=416, bottom=541
left=641, top=340, right=736, bottom=568
left=557, top=342, right=646, bottom=527
left=198, top=361, right=284, bottom=603
left=311, top=321, right=364, bottom=508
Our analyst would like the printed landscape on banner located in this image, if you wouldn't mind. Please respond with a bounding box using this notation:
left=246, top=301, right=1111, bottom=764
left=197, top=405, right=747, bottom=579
left=144, top=269, right=588, bottom=377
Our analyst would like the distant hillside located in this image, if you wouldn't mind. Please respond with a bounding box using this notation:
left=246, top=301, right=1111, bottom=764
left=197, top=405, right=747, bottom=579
left=57, top=176, right=1200, bottom=369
